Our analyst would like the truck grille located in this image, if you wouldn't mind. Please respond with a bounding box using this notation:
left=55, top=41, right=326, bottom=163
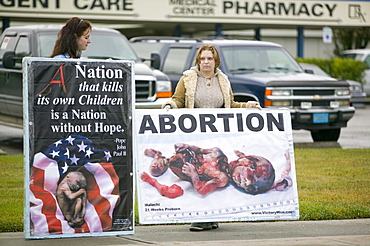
left=135, top=80, right=156, bottom=100
left=293, top=89, right=335, bottom=96
left=265, top=81, right=351, bottom=109
left=293, top=88, right=335, bottom=106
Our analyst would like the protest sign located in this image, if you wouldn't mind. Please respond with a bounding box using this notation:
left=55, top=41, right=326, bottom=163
left=135, top=108, right=299, bottom=224
left=23, top=58, right=134, bottom=239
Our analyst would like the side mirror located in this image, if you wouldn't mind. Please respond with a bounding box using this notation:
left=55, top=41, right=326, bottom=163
left=304, top=69, right=314, bottom=74
left=150, top=52, right=161, bottom=70
left=3, top=51, right=16, bottom=68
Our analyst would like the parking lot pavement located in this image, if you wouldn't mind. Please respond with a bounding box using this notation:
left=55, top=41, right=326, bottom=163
left=292, top=106, right=370, bottom=149
left=1, top=219, right=369, bottom=246
left=0, top=122, right=23, bottom=155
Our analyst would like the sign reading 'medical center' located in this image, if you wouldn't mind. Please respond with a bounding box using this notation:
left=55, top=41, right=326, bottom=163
left=0, top=0, right=369, bottom=27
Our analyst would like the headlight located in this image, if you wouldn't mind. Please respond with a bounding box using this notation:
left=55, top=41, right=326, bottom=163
left=156, top=80, right=172, bottom=98
left=350, top=85, right=362, bottom=93
left=330, top=100, right=350, bottom=107
left=335, top=89, right=350, bottom=96
left=271, top=101, right=291, bottom=106
left=271, top=90, right=291, bottom=96
left=338, top=100, right=350, bottom=106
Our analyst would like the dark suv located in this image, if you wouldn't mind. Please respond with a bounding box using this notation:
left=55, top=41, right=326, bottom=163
left=0, top=25, right=172, bottom=125
left=130, top=37, right=355, bottom=142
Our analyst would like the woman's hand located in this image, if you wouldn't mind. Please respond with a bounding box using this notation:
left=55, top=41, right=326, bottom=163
left=164, top=104, right=172, bottom=110
left=246, top=101, right=262, bottom=110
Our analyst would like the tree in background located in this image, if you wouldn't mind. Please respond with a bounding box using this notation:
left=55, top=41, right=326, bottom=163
left=333, top=27, right=370, bottom=56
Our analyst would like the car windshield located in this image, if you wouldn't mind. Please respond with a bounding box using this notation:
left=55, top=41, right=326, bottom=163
left=131, top=42, right=165, bottom=58
left=130, top=42, right=165, bottom=66
left=38, top=31, right=138, bottom=60
left=221, top=46, right=303, bottom=74
left=340, top=53, right=362, bottom=60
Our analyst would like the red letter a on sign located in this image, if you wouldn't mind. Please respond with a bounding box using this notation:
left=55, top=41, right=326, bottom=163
left=36, top=64, right=66, bottom=96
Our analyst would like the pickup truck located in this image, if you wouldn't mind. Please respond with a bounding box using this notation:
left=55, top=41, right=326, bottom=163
left=130, top=37, right=355, bottom=142
left=0, top=25, right=172, bottom=126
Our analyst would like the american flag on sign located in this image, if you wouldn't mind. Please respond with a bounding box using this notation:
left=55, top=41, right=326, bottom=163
left=29, top=135, right=120, bottom=236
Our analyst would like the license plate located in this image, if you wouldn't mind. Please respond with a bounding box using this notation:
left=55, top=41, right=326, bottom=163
left=313, top=113, right=329, bottom=123
left=330, top=101, right=340, bottom=108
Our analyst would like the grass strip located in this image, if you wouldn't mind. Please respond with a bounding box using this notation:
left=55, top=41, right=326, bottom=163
left=0, top=148, right=369, bottom=232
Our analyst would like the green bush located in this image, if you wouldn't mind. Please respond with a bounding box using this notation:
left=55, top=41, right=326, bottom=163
left=296, top=57, right=367, bottom=84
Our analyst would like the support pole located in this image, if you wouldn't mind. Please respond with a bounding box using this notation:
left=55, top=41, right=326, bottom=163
left=173, top=25, right=182, bottom=37
left=2, top=18, right=10, bottom=32
left=254, top=27, right=261, bottom=41
left=215, top=24, right=223, bottom=37
left=297, top=26, right=304, bottom=58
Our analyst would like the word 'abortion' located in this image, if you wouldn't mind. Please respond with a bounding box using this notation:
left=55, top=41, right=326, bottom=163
left=138, top=112, right=285, bottom=134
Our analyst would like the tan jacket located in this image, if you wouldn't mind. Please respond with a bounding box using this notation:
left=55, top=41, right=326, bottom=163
left=162, top=68, right=257, bottom=109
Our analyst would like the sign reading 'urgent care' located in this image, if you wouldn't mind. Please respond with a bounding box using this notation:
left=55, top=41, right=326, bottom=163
left=0, top=0, right=369, bottom=26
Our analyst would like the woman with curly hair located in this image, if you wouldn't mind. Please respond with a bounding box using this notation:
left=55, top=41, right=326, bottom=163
left=162, top=44, right=261, bottom=110
left=162, top=44, right=261, bottom=231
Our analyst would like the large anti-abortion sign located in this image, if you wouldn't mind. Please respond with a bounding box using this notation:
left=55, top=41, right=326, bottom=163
left=23, top=58, right=134, bottom=239
left=135, top=108, right=299, bottom=224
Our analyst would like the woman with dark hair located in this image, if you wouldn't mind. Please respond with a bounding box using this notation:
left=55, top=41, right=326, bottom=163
left=51, top=17, right=92, bottom=58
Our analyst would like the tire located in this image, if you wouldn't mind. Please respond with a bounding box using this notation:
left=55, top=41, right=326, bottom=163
left=310, top=128, right=341, bottom=142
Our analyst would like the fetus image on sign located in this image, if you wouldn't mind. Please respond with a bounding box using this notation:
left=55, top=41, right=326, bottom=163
left=141, top=144, right=293, bottom=198
left=169, top=143, right=229, bottom=195
left=228, top=149, right=293, bottom=194
left=228, top=150, right=275, bottom=194
left=144, top=148, right=169, bottom=177
left=141, top=143, right=229, bottom=197
left=56, top=171, right=87, bottom=227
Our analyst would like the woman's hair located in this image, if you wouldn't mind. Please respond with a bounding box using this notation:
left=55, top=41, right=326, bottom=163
left=50, top=17, right=92, bottom=58
left=194, top=44, right=221, bottom=71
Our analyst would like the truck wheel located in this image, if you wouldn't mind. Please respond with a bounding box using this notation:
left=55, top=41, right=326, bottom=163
left=310, top=128, right=341, bottom=142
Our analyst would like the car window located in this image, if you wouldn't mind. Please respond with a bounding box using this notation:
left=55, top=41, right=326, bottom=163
left=363, top=55, right=370, bottom=69
left=38, top=32, right=138, bottom=60
left=341, top=53, right=370, bottom=69
left=130, top=42, right=165, bottom=66
left=85, top=33, right=138, bottom=60
left=15, top=36, right=30, bottom=57
left=221, top=46, right=302, bottom=73
left=341, top=53, right=362, bottom=60
left=266, top=49, right=302, bottom=71
left=162, top=47, right=191, bottom=74
left=38, top=33, right=58, bottom=57
left=222, top=48, right=259, bottom=71
left=0, top=35, right=17, bottom=57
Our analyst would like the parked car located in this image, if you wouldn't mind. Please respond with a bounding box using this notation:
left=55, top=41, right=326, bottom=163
left=340, top=49, right=370, bottom=95
left=300, top=63, right=367, bottom=108
left=130, top=37, right=355, bottom=142
left=0, top=25, right=172, bottom=126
